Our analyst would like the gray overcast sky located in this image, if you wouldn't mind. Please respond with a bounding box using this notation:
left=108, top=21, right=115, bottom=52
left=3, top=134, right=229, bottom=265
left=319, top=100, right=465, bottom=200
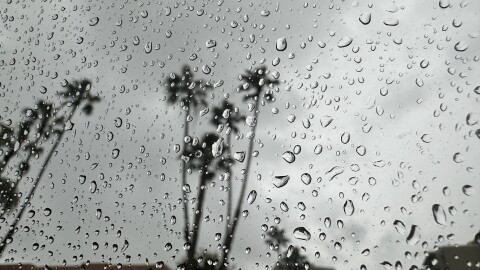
left=1, top=0, right=479, bottom=269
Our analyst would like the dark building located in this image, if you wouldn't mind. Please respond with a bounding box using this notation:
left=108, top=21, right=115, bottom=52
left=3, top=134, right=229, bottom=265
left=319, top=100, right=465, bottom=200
left=422, top=243, right=480, bottom=270
left=0, top=264, right=171, bottom=270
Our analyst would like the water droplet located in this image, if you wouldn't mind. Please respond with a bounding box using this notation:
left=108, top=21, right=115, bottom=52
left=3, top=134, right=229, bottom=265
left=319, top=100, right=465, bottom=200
left=406, top=225, right=421, bottom=245
left=247, top=190, right=257, bottom=204
left=474, top=86, right=480, bottom=95
left=78, top=175, right=86, bottom=184
left=462, top=185, right=474, bottom=196
left=234, top=151, right=245, bottom=162
left=454, top=41, right=468, bottom=52
left=43, top=208, right=52, bottom=216
left=280, top=201, right=289, bottom=212
left=325, top=166, right=344, bottom=181
left=282, top=151, right=295, bottom=163
left=89, top=181, right=97, bottom=193
left=337, top=36, right=353, bottom=48
left=40, top=86, right=47, bottom=94
left=96, top=209, right=102, bottom=219
left=206, top=39, right=216, bottom=48
left=212, top=137, right=224, bottom=157
left=341, top=132, right=351, bottom=144
left=466, top=112, right=478, bottom=126
left=287, top=245, right=294, bottom=257
left=276, top=37, right=287, bottom=51
left=383, top=18, right=399, bottom=26
left=439, top=0, right=451, bottom=8
left=432, top=204, right=447, bottom=225
left=273, top=175, right=290, bottom=188
left=202, top=64, right=211, bottom=74
left=356, top=145, right=366, bottom=156
left=324, top=217, right=331, bottom=228
left=144, top=42, right=152, bottom=54
left=111, top=149, right=120, bottom=159
left=88, top=17, right=99, bottom=26
left=293, top=227, right=311, bottom=241
left=343, top=200, right=355, bottom=216
left=300, top=173, right=312, bottom=185
left=314, top=144, right=323, bottom=155
left=260, top=10, right=270, bottom=16
left=421, top=134, right=432, bottom=143
left=453, top=152, right=464, bottom=163
left=359, top=12, right=371, bottom=25
left=393, top=220, right=406, bottom=235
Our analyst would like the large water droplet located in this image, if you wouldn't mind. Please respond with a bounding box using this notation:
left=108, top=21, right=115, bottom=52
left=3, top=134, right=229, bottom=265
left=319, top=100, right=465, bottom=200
left=282, top=151, right=295, bottom=163
left=393, top=220, right=406, bottom=235
left=337, top=36, right=353, bottom=48
left=247, top=190, right=257, bottom=204
left=280, top=201, right=289, bottom=212
left=406, top=225, right=421, bottom=245
left=88, top=17, right=100, bottom=26
left=293, top=227, right=311, bottom=241
left=432, top=204, right=447, bottom=225
left=454, top=41, right=468, bottom=52
left=359, top=12, right=371, bottom=25
left=462, top=185, right=474, bottom=196
left=343, top=200, right=355, bottom=216
left=234, top=151, right=245, bottom=162
left=273, top=175, right=290, bottom=188
left=300, top=173, right=312, bottom=185
left=276, top=37, right=287, bottom=51
left=212, top=137, right=224, bottom=157
left=383, top=18, right=399, bottom=26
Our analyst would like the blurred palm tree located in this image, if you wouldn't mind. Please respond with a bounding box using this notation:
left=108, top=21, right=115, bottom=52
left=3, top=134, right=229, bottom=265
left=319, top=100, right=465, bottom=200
left=264, top=227, right=289, bottom=256
left=0, top=178, right=18, bottom=214
left=210, top=101, right=246, bottom=268
left=219, top=66, right=279, bottom=270
left=182, top=133, right=225, bottom=268
left=0, top=79, right=100, bottom=257
left=165, top=65, right=212, bottom=244
left=210, top=101, right=245, bottom=214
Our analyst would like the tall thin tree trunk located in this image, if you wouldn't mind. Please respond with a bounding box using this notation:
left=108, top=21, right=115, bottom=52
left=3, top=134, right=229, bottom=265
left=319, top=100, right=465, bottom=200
left=221, top=133, right=232, bottom=267
left=225, top=134, right=232, bottom=220
left=0, top=105, right=78, bottom=257
left=186, top=171, right=208, bottom=266
left=0, top=123, right=49, bottom=221
left=219, top=98, right=260, bottom=270
left=181, top=110, right=190, bottom=244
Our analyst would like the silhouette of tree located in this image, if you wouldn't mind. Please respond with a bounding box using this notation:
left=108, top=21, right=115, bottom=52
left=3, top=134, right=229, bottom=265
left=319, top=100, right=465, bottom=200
left=179, top=251, right=221, bottom=270
left=181, top=133, right=226, bottom=268
left=272, top=246, right=309, bottom=270
left=210, top=100, right=245, bottom=247
left=264, top=227, right=289, bottom=255
left=219, top=66, right=279, bottom=270
left=0, top=101, right=58, bottom=217
left=0, top=79, right=100, bottom=257
left=0, top=178, right=17, bottom=213
left=165, top=65, right=212, bottom=245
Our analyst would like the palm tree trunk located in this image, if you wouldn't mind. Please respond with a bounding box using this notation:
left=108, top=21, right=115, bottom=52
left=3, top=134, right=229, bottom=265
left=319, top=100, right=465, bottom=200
left=0, top=105, right=78, bottom=257
left=0, top=123, right=49, bottom=221
left=181, top=111, right=190, bottom=244
left=186, top=171, right=208, bottom=265
left=226, top=134, right=232, bottom=221
left=219, top=98, right=260, bottom=270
